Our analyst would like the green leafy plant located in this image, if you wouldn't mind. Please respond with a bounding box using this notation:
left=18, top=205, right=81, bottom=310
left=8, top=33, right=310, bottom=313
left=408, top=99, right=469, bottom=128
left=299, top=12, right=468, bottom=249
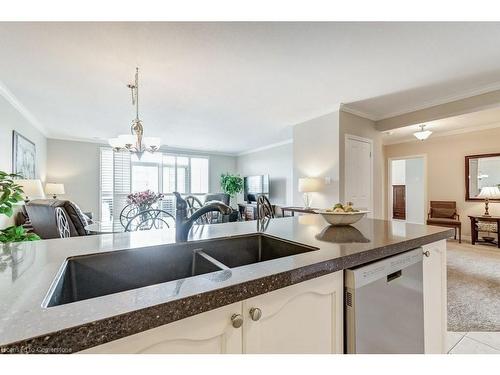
left=0, top=171, right=24, bottom=217
left=220, top=173, right=244, bottom=198
left=0, top=225, right=40, bottom=243
left=0, top=171, right=40, bottom=243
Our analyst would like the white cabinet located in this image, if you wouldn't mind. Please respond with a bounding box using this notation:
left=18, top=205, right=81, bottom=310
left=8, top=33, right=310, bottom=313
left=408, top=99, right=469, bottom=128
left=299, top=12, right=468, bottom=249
left=81, top=272, right=343, bottom=354
left=422, top=239, right=447, bottom=354
left=81, top=302, right=243, bottom=354
left=242, top=272, right=343, bottom=354
left=79, top=240, right=447, bottom=355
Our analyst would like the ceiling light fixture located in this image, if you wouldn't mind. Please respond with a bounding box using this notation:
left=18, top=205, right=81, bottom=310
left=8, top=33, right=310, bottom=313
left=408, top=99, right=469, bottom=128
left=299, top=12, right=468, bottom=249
left=108, top=67, right=161, bottom=158
left=413, top=124, right=432, bottom=141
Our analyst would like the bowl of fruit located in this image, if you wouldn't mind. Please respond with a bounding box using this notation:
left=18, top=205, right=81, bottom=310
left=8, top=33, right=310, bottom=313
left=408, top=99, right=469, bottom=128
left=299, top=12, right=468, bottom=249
left=315, top=203, right=369, bottom=226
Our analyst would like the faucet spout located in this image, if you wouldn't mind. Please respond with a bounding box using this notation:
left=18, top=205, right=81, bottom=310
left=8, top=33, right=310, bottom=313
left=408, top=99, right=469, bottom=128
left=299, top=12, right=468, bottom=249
left=174, top=192, right=233, bottom=242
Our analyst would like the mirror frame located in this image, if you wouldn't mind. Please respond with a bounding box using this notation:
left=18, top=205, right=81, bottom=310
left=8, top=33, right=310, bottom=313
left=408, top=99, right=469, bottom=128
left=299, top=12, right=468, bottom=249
left=465, top=153, right=500, bottom=202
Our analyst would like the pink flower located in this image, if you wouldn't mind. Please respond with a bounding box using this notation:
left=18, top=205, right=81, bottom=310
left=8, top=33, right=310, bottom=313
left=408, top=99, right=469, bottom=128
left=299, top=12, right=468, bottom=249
left=127, top=190, right=164, bottom=206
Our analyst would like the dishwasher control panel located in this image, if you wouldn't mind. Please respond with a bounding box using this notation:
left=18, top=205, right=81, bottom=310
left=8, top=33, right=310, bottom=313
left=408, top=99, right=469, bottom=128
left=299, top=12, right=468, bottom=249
left=345, top=248, right=423, bottom=288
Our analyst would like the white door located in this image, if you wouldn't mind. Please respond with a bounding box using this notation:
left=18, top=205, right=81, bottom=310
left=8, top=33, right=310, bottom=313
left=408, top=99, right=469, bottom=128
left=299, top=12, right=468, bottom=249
left=81, top=302, right=243, bottom=354
left=422, top=240, right=447, bottom=354
left=345, top=135, right=372, bottom=212
left=242, top=272, right=343, bottom=354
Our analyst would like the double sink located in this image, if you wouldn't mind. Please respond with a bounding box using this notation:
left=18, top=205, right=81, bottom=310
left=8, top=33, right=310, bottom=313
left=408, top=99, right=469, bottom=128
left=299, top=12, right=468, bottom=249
left=44, top=234, right=317, bottom=308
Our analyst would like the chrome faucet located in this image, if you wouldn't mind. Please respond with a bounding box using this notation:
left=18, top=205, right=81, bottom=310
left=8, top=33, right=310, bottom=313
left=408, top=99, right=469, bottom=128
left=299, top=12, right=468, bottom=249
left=173, top=192, right=233, bottom=241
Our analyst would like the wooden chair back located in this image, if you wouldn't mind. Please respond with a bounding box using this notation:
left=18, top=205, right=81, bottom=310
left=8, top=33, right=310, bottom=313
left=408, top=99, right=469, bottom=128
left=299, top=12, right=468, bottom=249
left=429, top=201, right=458, bottom=219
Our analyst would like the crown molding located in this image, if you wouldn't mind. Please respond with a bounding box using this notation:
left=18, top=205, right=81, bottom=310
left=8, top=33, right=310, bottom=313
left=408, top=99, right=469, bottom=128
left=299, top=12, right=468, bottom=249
left=375, top=81, right=500, bottom=121
left=47, top=135, right=240, bottom=157
left=340, top=104, right=377, bottom=121
left=0, top=79, right=48, bottom=136
left=383, top=121, right=500, bottom=146
left=237, top=139, right=293, bottom=156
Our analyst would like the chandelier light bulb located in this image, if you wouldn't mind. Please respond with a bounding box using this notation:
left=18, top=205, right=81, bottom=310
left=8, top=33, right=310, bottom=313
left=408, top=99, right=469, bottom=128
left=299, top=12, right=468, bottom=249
left=413, top=124, right=432, bottom=141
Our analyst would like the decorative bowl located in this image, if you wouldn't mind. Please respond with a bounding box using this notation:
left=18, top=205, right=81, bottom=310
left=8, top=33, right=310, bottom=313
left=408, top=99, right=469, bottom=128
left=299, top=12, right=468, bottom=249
left=315, top=209, right=369, bottom=226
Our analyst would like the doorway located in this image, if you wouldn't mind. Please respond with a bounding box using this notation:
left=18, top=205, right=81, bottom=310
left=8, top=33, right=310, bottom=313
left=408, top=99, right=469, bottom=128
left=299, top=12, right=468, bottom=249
left=388, top=156, right=426, bottom=224
left=345, top=134, right=373, bottom=214
left=392, top=185, right=406, bottom=219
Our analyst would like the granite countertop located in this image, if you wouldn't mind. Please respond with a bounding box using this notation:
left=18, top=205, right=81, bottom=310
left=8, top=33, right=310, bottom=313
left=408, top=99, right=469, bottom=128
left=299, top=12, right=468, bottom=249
left=0, top=215, right=453, bottom=353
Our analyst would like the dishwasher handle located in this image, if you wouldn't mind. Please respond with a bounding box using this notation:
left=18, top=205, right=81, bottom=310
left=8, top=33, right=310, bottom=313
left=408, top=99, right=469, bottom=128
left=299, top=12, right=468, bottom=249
left=387, top=270, right=402, bottom=282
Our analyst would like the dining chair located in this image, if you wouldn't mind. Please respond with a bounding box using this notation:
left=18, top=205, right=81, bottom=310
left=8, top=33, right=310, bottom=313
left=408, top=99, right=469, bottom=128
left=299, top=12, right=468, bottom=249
left=257, top=195, right=275, bottom=219
left=55, top=207, right=71, bottom=238
left=124, top=209, right=175, bottom=232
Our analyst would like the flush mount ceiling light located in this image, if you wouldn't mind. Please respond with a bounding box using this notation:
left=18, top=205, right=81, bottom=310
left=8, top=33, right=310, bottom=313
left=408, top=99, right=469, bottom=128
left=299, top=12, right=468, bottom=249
left=108, top=67, right=161, bottom=158
left=413, top=124, right=432, bottom=141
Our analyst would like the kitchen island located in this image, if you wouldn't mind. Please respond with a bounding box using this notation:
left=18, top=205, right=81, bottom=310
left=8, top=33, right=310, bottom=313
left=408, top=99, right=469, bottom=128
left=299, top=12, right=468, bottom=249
left=0, top=215, right=452, bottom=354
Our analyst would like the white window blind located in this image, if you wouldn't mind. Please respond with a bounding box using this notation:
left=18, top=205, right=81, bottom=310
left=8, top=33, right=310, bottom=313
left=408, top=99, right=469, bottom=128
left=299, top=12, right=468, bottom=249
left=113, top=152, right=132, bottom=222
left=99, top=148, right=210, bottom=222
left=99, top=148, right=114, bottom=222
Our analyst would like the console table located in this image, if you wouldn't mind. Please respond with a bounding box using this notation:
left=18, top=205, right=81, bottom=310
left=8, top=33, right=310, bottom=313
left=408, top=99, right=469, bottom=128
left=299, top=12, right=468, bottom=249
left=469, top=215, right=500, bottom=248
left=281, top=206, right=319, bottom=216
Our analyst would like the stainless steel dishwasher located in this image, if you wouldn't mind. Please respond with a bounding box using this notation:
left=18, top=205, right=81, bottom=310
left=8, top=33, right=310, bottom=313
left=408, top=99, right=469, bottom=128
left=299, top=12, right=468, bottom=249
left=345, top=248, right=424, bottom=354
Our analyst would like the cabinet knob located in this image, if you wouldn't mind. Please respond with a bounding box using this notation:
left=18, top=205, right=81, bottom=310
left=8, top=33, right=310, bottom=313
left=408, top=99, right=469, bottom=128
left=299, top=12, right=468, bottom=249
left=231, top=314, right=243, bottom=328
left=249, top=307, right=262, bottom=321
left=423, top=250, right=430, bottom=257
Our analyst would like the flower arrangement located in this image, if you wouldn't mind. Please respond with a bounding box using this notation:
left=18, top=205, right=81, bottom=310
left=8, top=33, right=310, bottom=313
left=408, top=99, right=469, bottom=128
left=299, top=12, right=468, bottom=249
left=127, top=190, right=164, bottom=210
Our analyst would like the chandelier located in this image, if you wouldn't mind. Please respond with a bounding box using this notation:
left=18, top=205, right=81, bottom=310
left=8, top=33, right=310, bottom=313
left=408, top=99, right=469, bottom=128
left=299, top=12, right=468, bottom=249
left=413, top=124, right=432, bottom=141
left=108, top=67, right=161, bottom=157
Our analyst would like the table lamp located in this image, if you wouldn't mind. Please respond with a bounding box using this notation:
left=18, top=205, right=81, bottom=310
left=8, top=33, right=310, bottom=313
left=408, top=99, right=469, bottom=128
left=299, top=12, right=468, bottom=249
left=16, top=179, right=45, bottom=202
left=298, top=177, right=322, bottom=209
left=45, top=183, right=65, bottom=199
left=478, top=186, right=500, bottom=216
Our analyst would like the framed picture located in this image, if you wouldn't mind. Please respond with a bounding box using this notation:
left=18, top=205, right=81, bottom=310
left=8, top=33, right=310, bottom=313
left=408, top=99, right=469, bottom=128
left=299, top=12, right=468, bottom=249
left=12, top=130, right=36, bottom=179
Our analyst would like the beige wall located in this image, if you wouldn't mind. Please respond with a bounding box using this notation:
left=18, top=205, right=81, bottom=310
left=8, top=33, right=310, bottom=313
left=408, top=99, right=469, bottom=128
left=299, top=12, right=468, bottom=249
left=293, top=111, right=340, bottom=208
left=0, top=96, right=47, bottom=228
left=237, top=142, right=293, bottom=205
left=339, top=111, right=384, bottom=218
left=47, top=139, right=101, bottom=215
left=384, top=126, right=500, bottom=236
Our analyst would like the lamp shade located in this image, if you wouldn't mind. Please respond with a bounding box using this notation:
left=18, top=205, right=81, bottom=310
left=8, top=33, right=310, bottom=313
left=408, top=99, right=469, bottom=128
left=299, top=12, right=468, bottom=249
left=478, top=186, right=500, bottom=199
left=17, top=179, right=45, bottom=200
left=298, top=178, right=322, bottom=193
left=45, top=183, right=65, bottom=196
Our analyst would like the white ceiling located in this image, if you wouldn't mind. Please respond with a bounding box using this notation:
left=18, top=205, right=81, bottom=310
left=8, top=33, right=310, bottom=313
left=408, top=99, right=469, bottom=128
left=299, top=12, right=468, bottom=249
left=382, top=106, right=500, bottom=145
left=3, top=22, right=500, bottom=154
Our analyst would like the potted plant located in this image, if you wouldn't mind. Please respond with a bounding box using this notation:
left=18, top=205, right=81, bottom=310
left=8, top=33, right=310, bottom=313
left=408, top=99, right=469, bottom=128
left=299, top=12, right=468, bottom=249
left=0, top=171, right=40, bottom=245
left=220, top=173, right=244, bottom=207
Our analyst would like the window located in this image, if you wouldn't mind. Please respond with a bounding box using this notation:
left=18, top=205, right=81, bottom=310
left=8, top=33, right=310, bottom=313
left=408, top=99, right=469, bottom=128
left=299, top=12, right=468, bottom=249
left=99, top=148, right=210, bottom=222
left=191, top=158, right=209, bottom=194
left=132, top=165, right=159, bottom=192
left=100, top=148, right=114, bottom=222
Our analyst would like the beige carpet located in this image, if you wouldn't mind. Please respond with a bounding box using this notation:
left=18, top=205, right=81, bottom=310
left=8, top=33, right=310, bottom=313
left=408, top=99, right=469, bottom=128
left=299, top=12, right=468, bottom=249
left=447, top=241, right=500, bottom=331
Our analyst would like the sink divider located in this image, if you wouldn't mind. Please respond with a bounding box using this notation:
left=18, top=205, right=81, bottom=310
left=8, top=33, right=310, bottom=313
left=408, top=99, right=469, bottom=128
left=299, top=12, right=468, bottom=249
left=192, top=248, right=230, bottom=276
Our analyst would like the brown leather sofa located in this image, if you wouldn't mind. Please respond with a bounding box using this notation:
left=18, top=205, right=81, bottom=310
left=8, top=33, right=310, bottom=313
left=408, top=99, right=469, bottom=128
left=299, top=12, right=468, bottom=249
left=17, top=199, right=92, bottom=239
left=426, top=201, right=461, bottom=243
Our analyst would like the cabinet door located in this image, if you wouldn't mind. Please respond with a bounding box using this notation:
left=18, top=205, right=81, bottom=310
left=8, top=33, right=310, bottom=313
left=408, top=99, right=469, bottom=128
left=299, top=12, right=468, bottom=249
left=422, top=240, right=447, bottom=354
left=81, top=302, right=243, bottom=354
left=242, top=272, right=343, bottom=354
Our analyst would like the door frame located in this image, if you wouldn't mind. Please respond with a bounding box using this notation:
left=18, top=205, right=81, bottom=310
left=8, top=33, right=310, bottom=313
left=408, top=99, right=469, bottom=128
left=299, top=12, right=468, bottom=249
left=344, top=134, right=373, bottom=216
left=387, top=154, right=428, bottom=223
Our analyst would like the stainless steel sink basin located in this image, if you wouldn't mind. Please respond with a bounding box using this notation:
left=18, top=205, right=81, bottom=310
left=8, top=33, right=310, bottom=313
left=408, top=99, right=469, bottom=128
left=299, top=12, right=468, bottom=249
left=44, top=234, right=316, bottom=308
left=200, top=234, right=316, bottom=269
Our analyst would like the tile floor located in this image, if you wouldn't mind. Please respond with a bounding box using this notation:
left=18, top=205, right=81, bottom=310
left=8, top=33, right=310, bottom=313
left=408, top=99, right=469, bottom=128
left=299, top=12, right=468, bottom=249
left=448, top=331, right=500, bottom=354
left=445, top=239, right=500, bottom=354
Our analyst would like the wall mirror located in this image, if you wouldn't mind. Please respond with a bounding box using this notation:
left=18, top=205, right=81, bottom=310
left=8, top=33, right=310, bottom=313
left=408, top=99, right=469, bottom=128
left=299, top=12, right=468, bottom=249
left=465, top=153, right=500, bottom=201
